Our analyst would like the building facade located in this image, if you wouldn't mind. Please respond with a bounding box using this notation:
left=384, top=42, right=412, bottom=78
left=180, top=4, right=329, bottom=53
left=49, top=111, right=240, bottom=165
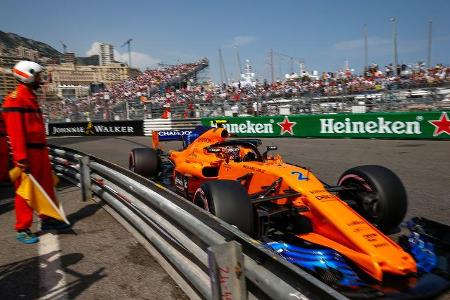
left=0, top=51, right=18, bottom=99
left=63, top=52, right=76, bottom=64
left=0, top=50, right=57, bottom=101
left=99, top=43, right=114, bottom=66
left=16, top=46, right=40, bottom=61
left=46, top=62, right=138, bottom=98
left=1, top=45, right=139, bottom=101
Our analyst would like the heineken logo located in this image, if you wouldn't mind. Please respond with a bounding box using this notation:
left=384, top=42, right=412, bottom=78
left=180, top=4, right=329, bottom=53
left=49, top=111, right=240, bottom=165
left=277, top=116, right=296, bottom=135
left=320, top=117, right=422, bottom=135
left=211, top=117, right=296, bottom=135
left=428, top=112, right=450, bottom=136
left=211, top=120, right=274, bottom=134
left=205, top=112, right=449, bottom=139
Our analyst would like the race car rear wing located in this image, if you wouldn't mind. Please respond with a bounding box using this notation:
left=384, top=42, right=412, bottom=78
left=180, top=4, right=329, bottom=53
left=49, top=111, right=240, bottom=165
left=151, top=126, right=212, bottom=150
left=151, top=129, right=193, bottom=149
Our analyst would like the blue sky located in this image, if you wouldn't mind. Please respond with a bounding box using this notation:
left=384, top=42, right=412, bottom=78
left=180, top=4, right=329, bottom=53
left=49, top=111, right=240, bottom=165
left=1, top=0, right=449, bottom=83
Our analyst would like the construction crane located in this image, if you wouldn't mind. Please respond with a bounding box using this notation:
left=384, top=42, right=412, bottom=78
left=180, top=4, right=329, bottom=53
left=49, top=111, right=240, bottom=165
left=234, top=46, right=242, bottom=81
left=272, top=51, right=304, bottom=79
left=59, top=40, right=67, bottom=54
left=121, top=38, right=133, bottom=68
left=218, top=48, right=228, bottom=85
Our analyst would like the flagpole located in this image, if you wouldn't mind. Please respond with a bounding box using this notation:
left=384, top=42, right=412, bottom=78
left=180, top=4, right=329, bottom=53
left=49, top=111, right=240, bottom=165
left=427, top=20, right=432, bottom=67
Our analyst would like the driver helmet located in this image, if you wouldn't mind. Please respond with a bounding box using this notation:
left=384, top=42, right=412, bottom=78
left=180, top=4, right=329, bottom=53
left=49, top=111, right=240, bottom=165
left=224, top=146, right=241, bottom=161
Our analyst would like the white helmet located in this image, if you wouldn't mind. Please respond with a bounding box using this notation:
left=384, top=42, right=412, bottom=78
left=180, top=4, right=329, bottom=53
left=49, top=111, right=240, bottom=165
left=12, top=60, right=44, bottom=84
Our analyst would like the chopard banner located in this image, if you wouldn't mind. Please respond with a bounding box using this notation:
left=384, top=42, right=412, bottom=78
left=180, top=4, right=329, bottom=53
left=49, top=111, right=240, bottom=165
left=48, top=120, right=144, bottom=136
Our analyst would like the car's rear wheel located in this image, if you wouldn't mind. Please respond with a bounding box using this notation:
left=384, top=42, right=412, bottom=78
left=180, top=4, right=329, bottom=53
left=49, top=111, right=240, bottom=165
left=338, top=165, right=407, bottom=233
left=193, top=180, right=255, bottom=237
left=129, top=148, right=161, bottom=178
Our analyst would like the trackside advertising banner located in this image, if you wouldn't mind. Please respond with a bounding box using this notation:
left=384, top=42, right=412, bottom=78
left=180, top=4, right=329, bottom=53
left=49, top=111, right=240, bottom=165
left=201, top=111, right=450, bottom=139
left=48, top=120, right=144, bottom=136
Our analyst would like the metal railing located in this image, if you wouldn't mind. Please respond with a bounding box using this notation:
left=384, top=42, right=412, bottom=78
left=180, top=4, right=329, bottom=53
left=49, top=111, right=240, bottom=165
left=45, top=84, right=450, bottom=122
left=48, top=144, right=347, bottom=300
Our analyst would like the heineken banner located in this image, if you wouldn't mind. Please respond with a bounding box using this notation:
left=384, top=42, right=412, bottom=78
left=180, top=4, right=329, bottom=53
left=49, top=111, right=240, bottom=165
left=201, top=111, right=450, bottom=139
left=48, top=120, right=144, bottom=136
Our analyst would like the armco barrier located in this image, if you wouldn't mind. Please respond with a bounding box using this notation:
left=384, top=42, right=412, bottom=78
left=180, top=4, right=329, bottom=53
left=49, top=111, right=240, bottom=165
left=202, top=111, right=450, bottom=139
left=48, top=144, right=345, bottom=300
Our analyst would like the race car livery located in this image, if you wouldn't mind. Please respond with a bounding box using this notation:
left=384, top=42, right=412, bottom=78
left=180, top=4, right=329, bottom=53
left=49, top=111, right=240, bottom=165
left=129, top=126, right=450, bottom=298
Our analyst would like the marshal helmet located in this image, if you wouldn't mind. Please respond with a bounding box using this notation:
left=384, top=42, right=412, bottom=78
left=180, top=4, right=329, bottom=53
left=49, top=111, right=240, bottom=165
left=12, top=60, right=44, bottom=84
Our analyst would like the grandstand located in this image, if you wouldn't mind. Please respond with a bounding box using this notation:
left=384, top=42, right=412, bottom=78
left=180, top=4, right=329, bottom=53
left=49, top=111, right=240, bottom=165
left=42, top=61, right=450, bottom=122
left=42, top=59, right=209, bottom=122
left=109, top=58, right=209, bottom=120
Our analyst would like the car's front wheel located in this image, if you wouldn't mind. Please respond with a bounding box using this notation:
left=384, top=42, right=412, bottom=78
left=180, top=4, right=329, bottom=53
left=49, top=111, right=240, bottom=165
left=338, top=165, right=407, bottom=233
left=193, top=180, right=255, bottom=237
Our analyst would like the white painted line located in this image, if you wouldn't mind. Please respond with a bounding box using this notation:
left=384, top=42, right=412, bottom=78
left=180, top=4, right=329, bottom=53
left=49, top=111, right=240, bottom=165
left=38, top=232, right=68, bottom=300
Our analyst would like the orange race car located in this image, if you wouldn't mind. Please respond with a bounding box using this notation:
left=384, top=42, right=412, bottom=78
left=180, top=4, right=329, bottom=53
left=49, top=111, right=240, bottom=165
left=129, top=124, right=450, bottom=298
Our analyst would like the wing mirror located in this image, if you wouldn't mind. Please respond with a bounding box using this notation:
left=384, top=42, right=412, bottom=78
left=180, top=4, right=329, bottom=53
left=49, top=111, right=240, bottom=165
left=263, top=145, right=278, bottom=160
left=213, top=119, right=227, bottom=128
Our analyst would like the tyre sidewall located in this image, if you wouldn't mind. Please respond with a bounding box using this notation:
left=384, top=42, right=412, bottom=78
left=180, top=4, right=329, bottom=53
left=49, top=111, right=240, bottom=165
left=129, top=148, right=161, bottom=178
left=195, top=180, right=255, bottom=237
left=338, top=165, right=407, bottom=232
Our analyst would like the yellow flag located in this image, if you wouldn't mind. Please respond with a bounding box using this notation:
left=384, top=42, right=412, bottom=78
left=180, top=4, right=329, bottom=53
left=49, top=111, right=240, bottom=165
left=9, top=166, right=21, bottom=182
left=10, top=168, right=69, bottom=224
left=9, top=167, right=60, bottom=186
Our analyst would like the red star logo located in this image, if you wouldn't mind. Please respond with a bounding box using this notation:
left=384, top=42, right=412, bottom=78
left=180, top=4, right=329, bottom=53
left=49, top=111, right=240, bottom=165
left=277, top=116, right=296, bottom=135
left=429, top=112, right=450, bottom=136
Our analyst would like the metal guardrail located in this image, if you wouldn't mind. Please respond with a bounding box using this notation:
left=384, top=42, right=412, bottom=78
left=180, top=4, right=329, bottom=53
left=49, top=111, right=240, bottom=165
left=45, top=84, right=450, bottom=122
left=48, top=144, right=347, bottom=300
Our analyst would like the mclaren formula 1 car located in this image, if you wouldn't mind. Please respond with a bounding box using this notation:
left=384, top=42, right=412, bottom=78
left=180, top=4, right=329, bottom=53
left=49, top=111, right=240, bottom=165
left=128, top=125, right=450, bottom=299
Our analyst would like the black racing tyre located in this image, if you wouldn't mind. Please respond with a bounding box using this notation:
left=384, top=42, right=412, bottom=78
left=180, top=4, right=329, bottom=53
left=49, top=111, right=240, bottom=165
left=129, top=148, right=161, bottom=178
left=337, top=165, right=407, bottom=233
left=193, top=180, right=255, bottom=237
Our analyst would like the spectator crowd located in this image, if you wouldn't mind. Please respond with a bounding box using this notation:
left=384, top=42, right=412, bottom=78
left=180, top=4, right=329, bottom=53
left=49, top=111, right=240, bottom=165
left=41, top=61, right=450, bottom=121
left=108, top=59, right=208, bottom=99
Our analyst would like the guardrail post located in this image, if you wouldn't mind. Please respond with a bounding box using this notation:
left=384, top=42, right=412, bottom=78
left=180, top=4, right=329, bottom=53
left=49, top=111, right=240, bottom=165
left=207, top=241, right=247, bottom=300
left=79, top=156, right=91, bottom=202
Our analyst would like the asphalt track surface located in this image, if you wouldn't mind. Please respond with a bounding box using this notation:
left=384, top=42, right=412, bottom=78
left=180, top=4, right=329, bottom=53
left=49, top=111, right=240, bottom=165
left=1, top=136, right=449, bottom=299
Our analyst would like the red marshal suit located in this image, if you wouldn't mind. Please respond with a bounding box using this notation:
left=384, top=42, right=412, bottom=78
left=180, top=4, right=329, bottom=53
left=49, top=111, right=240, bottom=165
left=0, top=113, right=9, bottom=182
left=2, top=83, right=56, bottom=231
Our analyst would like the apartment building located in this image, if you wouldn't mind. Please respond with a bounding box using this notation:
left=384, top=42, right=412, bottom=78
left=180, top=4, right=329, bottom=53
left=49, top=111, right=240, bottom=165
left=99, top=43, right=114, bottom=66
